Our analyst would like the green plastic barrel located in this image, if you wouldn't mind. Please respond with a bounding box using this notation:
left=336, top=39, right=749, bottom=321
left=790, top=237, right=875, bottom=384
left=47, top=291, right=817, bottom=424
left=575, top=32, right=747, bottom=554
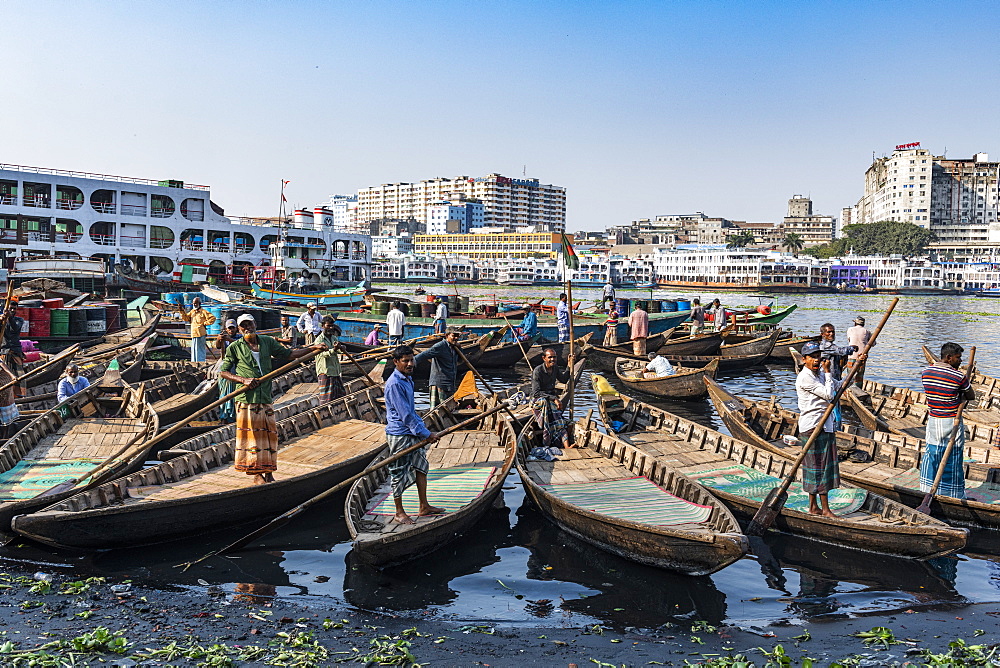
left=50, top=309, right=70, bottom=337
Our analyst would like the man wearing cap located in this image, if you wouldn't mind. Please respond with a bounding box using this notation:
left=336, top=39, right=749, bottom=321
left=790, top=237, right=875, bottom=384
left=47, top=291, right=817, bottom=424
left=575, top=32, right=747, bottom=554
left=220, top=314, right=326, bottom=485
left=415, top=328, right=461, bottom=407
left=364, top=324, right=383, bottom=347
left=519, top=303, right=538, bottom=341
left=433, top=298, right=449, bottom=334
left=214, top=319, right=241, bottom=423
left=296, top=302, right=322, bottom=345
left=796, top=340, right=865, bottom=517
left=845, top=316, right=873, bottom=387
left=315, top=316, right=346, bottom=401
left=177, top=296, right=217, bottom=363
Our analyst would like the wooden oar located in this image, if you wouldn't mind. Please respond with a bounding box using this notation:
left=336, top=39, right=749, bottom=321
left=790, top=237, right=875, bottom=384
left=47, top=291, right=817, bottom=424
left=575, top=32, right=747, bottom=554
left=37, top=348, right=325, bottom=498
left=917, top=346, right=976, bottom=514
left=177, top=396, right=521, bottom=570
left=451, top=343, right=524, bottom=424
left=338, top=345, right=378, bottom=387
left=0, top=345, right=80, bottom=394
left=747, top=297, right=899, bottom=536
left=499, top=313, right=534, bottom=367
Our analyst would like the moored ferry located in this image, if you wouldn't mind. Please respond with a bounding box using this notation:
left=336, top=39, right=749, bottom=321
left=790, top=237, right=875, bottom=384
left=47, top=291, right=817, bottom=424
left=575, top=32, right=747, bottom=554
left=0, top=163, right=371, bottom=288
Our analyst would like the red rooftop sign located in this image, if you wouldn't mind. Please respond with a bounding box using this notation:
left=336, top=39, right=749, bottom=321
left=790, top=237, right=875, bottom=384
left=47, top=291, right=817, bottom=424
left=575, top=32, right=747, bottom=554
left=895, top=142, right=921, bottom=150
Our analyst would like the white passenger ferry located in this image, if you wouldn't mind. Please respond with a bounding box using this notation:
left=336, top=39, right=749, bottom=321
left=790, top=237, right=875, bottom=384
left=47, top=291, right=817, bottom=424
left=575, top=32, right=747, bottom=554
left=0, top=163, right=371, bottom=288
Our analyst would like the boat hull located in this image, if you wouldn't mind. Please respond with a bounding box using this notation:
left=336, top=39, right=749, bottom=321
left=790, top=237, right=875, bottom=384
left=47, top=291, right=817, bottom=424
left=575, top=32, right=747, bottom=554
left=250, top=282, right=366, bottom=307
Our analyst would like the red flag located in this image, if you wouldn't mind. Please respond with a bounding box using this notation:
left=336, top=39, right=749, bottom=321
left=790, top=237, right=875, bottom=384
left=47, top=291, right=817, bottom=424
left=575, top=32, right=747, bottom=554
left=281, top=193, right=287, bottom=202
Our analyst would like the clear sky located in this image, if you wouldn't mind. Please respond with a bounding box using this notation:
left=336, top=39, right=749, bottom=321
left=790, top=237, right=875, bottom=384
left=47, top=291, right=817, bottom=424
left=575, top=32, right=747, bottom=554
left=4, top=0, right=998, bottom=231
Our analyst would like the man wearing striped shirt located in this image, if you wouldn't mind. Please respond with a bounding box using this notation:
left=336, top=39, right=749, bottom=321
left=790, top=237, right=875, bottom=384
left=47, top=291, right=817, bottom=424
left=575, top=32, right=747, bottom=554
left=920, top=342, right=976, bottom=499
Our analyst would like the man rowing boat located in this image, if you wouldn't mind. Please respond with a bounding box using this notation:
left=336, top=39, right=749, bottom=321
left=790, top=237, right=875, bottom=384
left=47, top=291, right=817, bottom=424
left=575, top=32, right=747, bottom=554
left=920, top=342, right=975, bottom=500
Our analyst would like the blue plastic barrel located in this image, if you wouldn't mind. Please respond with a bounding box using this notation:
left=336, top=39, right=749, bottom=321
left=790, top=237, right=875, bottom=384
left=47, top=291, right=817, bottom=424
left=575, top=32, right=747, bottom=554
left=661, top=300, right=678, bottom=312
left=615, top=297, right=630, bottom=316
left=206, top=306, right=225, bottom=335
left=675, top=299, right=691, bottom=311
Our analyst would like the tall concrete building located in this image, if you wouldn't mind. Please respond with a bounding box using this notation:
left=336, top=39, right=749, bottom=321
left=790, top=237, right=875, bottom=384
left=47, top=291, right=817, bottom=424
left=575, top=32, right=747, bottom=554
left=782, top=195, right=835, bottom=246
left=426, top=197, right=484, bottom=235
left=355, top=173, right=566, bottom=232
left=855, top=143, right=1000, bottom=249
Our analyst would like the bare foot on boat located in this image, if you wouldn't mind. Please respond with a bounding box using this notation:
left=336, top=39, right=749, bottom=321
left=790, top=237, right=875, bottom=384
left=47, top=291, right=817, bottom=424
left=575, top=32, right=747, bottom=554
left=394, top=512, right=416, bottom=524
left=419, top=505, right=446, bottom=516
left=808, top=506, right=822, bottom=516
left=821, top=509, right=838, bottom=518
left=252, top=474, right=267, bottom=486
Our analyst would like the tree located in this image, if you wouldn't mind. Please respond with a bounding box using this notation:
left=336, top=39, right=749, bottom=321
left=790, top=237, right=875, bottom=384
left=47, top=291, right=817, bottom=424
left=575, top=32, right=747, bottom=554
left=803, top=220, right=936, bottom=259
left=783, top=232, right=804, bottom=255
left=726, top=232, right=755, bottom=249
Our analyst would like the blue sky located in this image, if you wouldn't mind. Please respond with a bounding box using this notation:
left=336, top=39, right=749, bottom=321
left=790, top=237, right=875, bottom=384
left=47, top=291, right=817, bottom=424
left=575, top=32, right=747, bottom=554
left=4, top=0, right=998, bottom=230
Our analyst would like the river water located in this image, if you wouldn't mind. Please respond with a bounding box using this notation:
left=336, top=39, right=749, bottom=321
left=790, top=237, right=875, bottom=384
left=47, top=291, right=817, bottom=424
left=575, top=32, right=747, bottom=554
left=7, top=287, right=1000, bottom=630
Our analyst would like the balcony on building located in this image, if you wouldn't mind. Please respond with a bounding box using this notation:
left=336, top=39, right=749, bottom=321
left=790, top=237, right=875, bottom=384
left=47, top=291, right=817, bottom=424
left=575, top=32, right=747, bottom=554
left=90, top=221, right=117, bottom=246
left=23, top=182, right=51, bottom=208
left=181, top=198, right=205, bottom=222
left=91, top=189, right=116, bottom=214
left=180, top=229, right=204, bottom=251
left=56, top=218, right=83, bottom=243
left=121, top=191, right=147, bottom=217
left=54, top=185, right=84, bottom=211
left=120, top=223, right=146, bottom=248
left=150, top=226, right=174, bottom=249
left=208, top=231, right=230, bottom=253
left=151, top=194, right=175, bottom=218
left=234, top=232, right=254, bottom=254
left=0, top=180, right=16, bottom=206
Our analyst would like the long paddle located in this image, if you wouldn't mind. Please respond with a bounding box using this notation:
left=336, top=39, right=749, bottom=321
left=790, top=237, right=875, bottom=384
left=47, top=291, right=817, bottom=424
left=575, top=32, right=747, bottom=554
left=0, top=344, right=80, bottom=395
left=452, top=342, right=523, bottom=424
left=747, top=297, right=899, bottom=536
left=38, top=347, right=325, bottom=498
left=499, top=313, right=535, bottom=368
left=177, top=396, right=521, bottom=570
left=337, top=345, right=379, bottom=387
left=916, top=346, right=976, bottom=514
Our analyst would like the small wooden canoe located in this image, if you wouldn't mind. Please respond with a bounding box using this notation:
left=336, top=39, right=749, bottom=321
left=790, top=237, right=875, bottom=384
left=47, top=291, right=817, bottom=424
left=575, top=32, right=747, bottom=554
left=705, top=377, right=1000, bottom=531
left=0, top=383, right=159, bottom=533
left=516, top=413, right=747, bottom=575
left=522, top=332, right=594, bottom=367
left=655, top=328, right=729, bottom=356
left=78, top=313, right=161, bottom=360
left=594, top=332, right=668, bottom=356
left=12, top=385, right=387, bottom=550
left=719, top=329, right=783, bottom=358
left=768, top=334, right=820, bottom=361
left=844, top=378, right=999, bottom=446
left=596, top=377, right=967, bottom=559
left=614, top=357, right=719, bottom=399
left=23, top=348, right=79, bottom=390
left=478, top=333, right=542, bottom=368
left=345, top=380, right=518, bottom=568
left=581, top=344, right=766, bottom=374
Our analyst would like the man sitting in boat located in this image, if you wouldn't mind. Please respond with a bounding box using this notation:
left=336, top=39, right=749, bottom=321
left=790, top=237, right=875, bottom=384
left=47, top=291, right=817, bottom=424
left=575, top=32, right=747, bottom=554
left=384, top=345, right=444, bottom=524
left=643, top=352, right=674, bottom=378
left=531, top=348, right=573, bottom=450
left=0, top=360, right=18, bottom=438
left=57, top=364, right=90, bottom=404
left=518, top=303, right=538, bottom=341
left=364, top=324, right=383, bottom=346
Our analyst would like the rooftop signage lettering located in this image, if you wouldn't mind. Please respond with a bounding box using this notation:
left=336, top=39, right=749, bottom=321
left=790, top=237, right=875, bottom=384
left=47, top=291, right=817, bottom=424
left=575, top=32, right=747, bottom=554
left=895, top=142, right=921, bottom=150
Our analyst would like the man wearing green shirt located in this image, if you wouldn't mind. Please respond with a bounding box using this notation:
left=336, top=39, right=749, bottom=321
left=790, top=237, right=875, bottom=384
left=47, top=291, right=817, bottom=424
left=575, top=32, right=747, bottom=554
left=314, top=316, right=346, bottom=401
left=220, top=313, right=326, bottom=485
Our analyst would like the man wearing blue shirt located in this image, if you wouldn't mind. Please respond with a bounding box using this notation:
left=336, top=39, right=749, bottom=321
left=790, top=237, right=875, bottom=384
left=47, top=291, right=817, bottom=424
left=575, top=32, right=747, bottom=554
left=57, top=364, right=90, bottom=404
left=518, top=304, right=538, bottom=340
left=384, top=345, right=444, bottom=524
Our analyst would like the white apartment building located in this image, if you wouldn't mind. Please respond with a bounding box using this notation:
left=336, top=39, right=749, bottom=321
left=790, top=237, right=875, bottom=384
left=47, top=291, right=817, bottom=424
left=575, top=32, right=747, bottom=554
left=426, top=199, right=484, bottom=235
left=356, top=173, right=566, bottom=232
left=320, top=194, right=362, bottom=234
left=372, top=234, right=412, bottom=259
left=856, top=144, right=1000, bottom=250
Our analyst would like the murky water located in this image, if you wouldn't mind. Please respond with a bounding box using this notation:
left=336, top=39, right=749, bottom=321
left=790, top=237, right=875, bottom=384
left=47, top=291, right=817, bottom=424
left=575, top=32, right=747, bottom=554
left=6, top=288, right=1000, bottom=629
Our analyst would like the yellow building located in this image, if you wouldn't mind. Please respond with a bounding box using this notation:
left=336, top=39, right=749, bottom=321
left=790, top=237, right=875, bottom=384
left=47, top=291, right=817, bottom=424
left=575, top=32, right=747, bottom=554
left=412, top=232, right=572, bottom=259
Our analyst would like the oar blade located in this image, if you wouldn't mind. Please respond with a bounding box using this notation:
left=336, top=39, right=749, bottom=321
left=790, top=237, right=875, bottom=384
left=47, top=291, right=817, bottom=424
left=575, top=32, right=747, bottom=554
left=916, top=492, right=934, bottom=516
left=747, top=487, right=787, bottom=536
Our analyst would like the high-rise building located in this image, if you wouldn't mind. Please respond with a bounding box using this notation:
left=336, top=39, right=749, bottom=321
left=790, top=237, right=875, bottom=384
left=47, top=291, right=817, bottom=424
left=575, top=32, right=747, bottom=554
left=356, top=173, right=566, bottom=232
left=426, top=198, right=484, bottom=235
left=855, top=144, right=1000, bottom=248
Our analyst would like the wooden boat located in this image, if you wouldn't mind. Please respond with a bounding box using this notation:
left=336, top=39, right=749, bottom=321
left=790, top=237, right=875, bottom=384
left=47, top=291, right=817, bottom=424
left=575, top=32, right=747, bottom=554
left=522, top=332, right=594, bottom=367
left=78, top=313, right=161, bottom=359
left=719, top=329, right=782, bottom=358
left=922, top=345, right=1000, bottom=403
left=140, top=365, right=219, bottom=427
left=655, top=328, right=730, bottom=356
left=0, top=383, right=159, bottom=534
left=23, top=348, right=79, bottom=390
left=595, top=377, right=966, bottom=559
left=705, top=378, right=1000, bottom=531
left=614, top=357, right=719, bottom=399
left=250, top=281, right=367, bottom=307
left=12, top=385, right=386, bottom=550
left=768, top=334, right=820, bottom=361
left=516, top=413, right=746, bottom=575
left=593, top=331, right=669, bottom=356
left=845, top=378, right=999, bottom=446
left=477, top=333, right=542, bottom=368
left=581, top=343, right=767, bottom=374
left=345, top=380, right=519, bottom=568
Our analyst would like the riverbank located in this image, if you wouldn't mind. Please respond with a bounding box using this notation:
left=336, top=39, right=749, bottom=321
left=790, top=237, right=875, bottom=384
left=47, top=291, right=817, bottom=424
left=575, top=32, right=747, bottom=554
left=0, top=568, right=997, bottom=666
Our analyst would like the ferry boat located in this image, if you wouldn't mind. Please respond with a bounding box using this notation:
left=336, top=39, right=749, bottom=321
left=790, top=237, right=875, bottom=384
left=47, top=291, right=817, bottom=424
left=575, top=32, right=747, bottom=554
left=0, top=163, right=371, bottom=289
left=497, top=259, right=536, bottom=286
left=567, top=259, right=611, bottom=287
left=831, top=255, right=962, bottom=295
left=404, top=257, right=441, bottom=283
left=652, top=247, right=831, bottom=292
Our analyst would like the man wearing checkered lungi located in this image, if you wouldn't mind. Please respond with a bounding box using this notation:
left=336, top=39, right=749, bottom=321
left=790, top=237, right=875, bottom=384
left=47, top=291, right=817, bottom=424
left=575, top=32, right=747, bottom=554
left=383, top=345, right=445, bottom=525
left=796, top=341, right=861, bottom=518
left=556, top=293, right=570, bottom=343
left=920, top=342, right=975, bottom=499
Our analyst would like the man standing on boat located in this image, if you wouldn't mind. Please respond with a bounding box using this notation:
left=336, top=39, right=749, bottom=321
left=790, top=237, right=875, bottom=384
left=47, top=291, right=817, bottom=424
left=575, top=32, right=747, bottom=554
left=556, top=293, right=571, bottom=343
left=220, top=314, right=326, bottom=485
left=920, top=342, right=975, bottom=500
left=276, top=314, right=298, bottom=348
left=384, top=345, right=444, bottom=524
left=603, top=308, right=619, bottom=346
left=603, top=281, right=615, bottom=305
left=690, top=298, right=706, bottom=338
left=296, top=302, right=322, bottom=346
left=796, top=341, right=854, bottom=518
left=628, top=301, right=650, bottom=356
left=177, top=297, right=217, bottom=363
left=415, top=328, right=460, bottom=407
left=845, top=316, right=873, bottom=387
left=433, top=298, right=449, bottom=335
left=387, top=302, right=406, bottom=347
left=315, top=316, right=346, bottom=401
left=709, top=299, right=727, bottom=332
left=1, top=302, right=25, bottom=396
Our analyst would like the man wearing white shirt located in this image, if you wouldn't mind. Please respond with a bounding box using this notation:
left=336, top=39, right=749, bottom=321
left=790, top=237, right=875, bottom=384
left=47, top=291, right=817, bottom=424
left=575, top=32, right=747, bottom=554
left=386, top=301, right=406, bottom=347
left=644, top=353, right=674, bottom=377
left=296, top=302, right=322, bottom=345
left=433, top=298, right=449, bottom=334
left=795, top=340, right=864, bottom=518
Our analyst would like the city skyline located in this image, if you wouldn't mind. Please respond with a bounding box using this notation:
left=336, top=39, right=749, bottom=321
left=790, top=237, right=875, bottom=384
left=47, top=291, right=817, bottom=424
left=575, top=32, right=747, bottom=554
left=4, top=0, right=998, bottom=230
